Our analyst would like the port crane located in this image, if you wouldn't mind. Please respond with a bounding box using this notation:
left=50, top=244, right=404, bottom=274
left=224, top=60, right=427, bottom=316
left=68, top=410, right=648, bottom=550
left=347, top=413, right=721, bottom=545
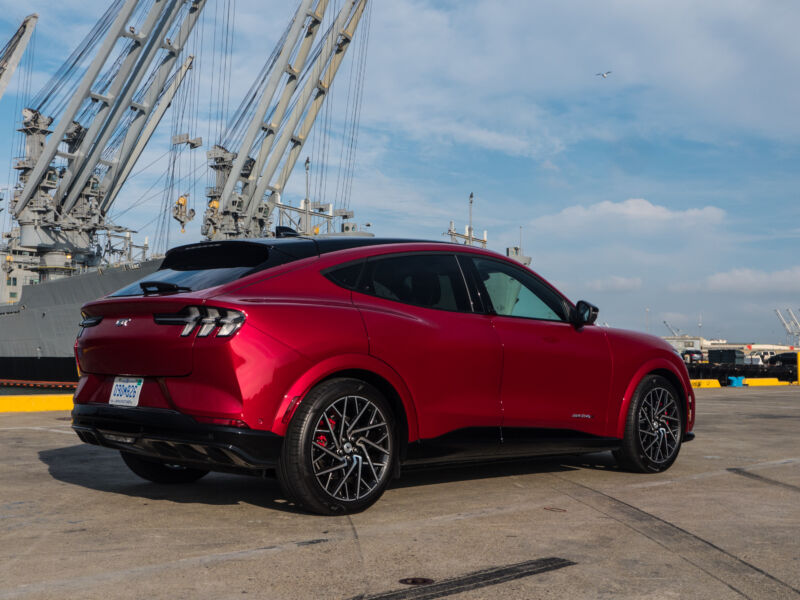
left=7, top=0, right=206, bottom=280
left=198, top=0, right=370, bottom=240
left=663, top=320, right=680, bottom=336
left=775, top=308, right=800, bottom=345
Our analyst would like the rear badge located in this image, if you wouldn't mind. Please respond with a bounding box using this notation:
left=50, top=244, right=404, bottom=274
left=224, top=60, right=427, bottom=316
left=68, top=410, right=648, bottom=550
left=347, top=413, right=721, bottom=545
left=571, top=413, right=593, bottom=419
left=115, top=318, right=132, bottom=327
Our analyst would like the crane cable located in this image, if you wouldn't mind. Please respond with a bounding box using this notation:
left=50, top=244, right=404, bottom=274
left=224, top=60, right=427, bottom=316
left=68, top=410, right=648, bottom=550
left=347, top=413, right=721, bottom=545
left=32, top=0, right=126, bottom=115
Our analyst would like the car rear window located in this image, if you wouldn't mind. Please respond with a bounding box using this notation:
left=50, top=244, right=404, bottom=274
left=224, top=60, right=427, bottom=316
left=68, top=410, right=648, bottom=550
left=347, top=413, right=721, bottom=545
left=110, top=241, right=311, bottom=297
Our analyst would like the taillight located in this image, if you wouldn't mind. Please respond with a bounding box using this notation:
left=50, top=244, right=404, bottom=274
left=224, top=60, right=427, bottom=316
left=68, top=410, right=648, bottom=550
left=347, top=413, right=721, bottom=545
left=77, top=312, right=103, bottom=337
left=153, top=306, right=245, bottom=338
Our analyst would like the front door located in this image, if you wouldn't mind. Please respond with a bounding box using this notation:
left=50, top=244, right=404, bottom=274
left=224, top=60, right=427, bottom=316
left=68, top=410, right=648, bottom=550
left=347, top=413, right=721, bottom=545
left=466, top=256, right=612, bottom=437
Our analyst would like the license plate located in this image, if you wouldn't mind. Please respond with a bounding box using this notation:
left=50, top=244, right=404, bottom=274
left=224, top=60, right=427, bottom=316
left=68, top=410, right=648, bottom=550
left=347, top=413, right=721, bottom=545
left=109, top=377, right=144, bottom=407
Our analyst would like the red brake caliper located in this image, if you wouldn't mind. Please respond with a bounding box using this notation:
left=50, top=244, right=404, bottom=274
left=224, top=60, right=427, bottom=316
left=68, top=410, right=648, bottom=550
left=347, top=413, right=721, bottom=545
left=316, top=414, right=336, bottom=447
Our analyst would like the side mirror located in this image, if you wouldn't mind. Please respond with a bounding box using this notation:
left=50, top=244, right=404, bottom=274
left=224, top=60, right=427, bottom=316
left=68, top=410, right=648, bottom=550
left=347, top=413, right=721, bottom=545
left=573, top=300, right=599, bottom=327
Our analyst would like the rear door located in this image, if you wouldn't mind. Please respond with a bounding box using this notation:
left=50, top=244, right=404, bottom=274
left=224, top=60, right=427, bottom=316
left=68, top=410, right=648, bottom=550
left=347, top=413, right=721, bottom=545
left=351, top=252, right=502, bottom=440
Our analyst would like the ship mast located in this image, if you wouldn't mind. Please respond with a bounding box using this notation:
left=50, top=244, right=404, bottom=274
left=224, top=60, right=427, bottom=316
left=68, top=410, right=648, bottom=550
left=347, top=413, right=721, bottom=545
left=0, top=14, right=38, bottom=103
left=446, top=193, right=532, bottom=265
left=8, top=0, right=206, bottom=280
left=447, top=193, right=488, bottom=248
left=199, top=0, right=370, bottom=240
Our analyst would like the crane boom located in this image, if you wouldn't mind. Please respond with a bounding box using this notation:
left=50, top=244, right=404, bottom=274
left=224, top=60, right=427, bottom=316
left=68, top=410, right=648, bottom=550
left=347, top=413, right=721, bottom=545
left=775, top=308, right=800, bottom=346
left=238, top=1, right=328, bottom=213
left=246, top=0, right=368, bottom=228
left=101, top=55, right=196, bottom=211
left=775, top=308, right=792, bottom=334
left=59, top=0, right=197, bottom=215
left=0, top=14, right=38, bottom=103
left=217, top=0, right=317, bottom=214
left=201, top=0, right=369, bottom=240
left=14, top=0, right=140, bottom=216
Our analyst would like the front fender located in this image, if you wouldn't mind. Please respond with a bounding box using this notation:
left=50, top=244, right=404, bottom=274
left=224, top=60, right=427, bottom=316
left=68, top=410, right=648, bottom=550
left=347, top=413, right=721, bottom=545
left=613, top=358, right=695, bottom=439
left=268, top=353, right=419, bottom=440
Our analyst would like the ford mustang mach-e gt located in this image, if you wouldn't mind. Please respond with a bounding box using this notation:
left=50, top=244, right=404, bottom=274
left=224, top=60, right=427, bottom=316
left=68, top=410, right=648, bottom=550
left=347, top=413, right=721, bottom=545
left=72, top=237, right=695, bottom=514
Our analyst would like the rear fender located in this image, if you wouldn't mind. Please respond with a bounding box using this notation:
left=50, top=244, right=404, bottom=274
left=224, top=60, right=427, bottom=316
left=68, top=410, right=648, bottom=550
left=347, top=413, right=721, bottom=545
left=268, top=353, right=419, bottom=440
left=614, top=359, right=694, bottom=439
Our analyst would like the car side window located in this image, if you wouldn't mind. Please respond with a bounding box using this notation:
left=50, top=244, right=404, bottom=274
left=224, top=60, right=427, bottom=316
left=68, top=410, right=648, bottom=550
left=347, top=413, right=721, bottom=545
left=324, top=260, right=364, bottom=290
left=359, top=254, right=471, bottom=312
left=471, top=257, right=566, bottom=321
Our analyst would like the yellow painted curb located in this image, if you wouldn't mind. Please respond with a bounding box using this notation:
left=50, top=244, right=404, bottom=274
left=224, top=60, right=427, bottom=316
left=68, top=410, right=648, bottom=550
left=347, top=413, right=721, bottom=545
left=743, top=378, right=791, bottom=387
left=0, top=394, right=74, bottom=413
left=691, top=379, right=721, bottom=388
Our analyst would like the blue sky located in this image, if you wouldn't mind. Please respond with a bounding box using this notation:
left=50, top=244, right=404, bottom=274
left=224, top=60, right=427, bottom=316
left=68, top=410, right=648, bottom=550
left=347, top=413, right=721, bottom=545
left=1, top=0, right=799, bottom=343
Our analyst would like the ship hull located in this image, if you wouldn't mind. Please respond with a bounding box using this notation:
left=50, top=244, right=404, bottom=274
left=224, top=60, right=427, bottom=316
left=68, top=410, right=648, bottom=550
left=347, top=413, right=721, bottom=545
left=0, top=260, right=162, bottom=383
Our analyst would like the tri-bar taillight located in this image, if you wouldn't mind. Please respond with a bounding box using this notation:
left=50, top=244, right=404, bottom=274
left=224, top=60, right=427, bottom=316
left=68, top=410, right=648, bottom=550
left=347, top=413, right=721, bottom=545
left=78, top=313, right=103, bottom=337
left=153, top=306, right=245, bottom=338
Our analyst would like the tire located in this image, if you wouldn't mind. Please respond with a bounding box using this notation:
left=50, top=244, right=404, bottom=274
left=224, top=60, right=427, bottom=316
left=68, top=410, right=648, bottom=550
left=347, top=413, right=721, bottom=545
left=614, top=374, right=684, bottom=473
left=120, top=451, right=209, bottom=484
left=277, top=377, right=397, bottom=515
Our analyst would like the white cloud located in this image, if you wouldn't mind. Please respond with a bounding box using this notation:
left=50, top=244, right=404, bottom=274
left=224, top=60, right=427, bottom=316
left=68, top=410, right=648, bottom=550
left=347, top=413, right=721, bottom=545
left=705, top=266, right=800, bottom=294
left=531, top=198, right=724, bottom=236
left=586, top=275, right=642, bottom=292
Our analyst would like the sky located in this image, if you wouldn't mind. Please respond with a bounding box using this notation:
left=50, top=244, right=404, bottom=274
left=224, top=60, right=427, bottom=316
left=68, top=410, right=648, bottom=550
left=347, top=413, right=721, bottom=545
left=1, top=0, right=799, bottom=343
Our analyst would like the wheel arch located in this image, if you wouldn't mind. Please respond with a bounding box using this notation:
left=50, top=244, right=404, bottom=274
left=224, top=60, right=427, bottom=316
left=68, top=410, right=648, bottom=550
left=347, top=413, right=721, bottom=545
left=613, top=359, right=691, bottom=439
left=269, top=354, right=419, bottom=445
left=317, top=369, right=411, bottom=463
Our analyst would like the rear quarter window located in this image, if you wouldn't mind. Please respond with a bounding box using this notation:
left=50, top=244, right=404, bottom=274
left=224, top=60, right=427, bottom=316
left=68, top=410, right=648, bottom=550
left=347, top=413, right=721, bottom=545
left=324, top=261, right=365, bottom=290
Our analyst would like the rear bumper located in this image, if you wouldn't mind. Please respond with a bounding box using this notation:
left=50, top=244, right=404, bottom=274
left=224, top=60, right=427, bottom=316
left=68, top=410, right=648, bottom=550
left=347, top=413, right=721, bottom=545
left=71, top=404, right=283, bottom=472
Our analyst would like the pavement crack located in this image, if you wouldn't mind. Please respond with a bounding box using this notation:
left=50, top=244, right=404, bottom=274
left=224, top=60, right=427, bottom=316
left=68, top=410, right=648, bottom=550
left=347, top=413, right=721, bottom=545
left=349, top=557, right=575, bottom=600
left=727, top=468, right=800, bottom=493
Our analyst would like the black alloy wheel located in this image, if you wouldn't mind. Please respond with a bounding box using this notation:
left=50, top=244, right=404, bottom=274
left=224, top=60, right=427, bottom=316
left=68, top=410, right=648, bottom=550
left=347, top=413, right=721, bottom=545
left=120, top=451, right=210, bottom=483
left=614, top=374, right=684, bottom=473
left=277, top=377, right=396, bottom=515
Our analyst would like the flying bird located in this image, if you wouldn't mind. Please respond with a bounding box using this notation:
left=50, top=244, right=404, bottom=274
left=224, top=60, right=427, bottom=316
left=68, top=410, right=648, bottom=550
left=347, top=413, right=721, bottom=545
left=596, top=71, right=612, bottom=79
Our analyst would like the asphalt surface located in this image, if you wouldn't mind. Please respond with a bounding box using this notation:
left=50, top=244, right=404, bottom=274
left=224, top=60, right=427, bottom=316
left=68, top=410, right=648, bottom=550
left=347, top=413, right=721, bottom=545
left=1, top=387, right=798, bottom=599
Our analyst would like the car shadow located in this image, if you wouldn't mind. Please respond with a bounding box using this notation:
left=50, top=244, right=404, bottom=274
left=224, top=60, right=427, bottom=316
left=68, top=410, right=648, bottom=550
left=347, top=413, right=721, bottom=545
left=39, top=444, right=620, bottom=514
left=38, top=444, right=306, bottom=514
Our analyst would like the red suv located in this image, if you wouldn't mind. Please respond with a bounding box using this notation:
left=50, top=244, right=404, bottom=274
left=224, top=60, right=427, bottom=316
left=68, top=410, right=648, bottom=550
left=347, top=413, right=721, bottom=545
left=72, top=237, right=695, bottom=514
